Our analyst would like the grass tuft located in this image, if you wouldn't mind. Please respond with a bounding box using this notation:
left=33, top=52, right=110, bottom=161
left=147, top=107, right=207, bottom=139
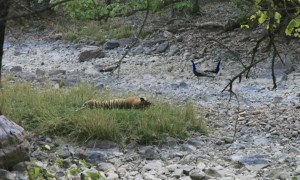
left=57, top=20, right=133, bottom=44
left=0, top=81, right=206, bottom=145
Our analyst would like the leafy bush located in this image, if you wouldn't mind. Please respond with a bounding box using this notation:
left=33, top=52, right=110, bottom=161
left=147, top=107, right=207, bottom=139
left=233, top=0, right=300, bottom=38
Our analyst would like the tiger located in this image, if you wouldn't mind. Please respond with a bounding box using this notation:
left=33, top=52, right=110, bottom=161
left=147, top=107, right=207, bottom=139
left=78, top=97, right=151, bottom=111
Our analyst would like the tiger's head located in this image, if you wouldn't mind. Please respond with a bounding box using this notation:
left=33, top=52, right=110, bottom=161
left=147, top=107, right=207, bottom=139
left=139, top=97, right=151, bottom=109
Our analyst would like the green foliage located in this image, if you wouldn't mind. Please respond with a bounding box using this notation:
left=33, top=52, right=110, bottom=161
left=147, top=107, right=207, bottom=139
left=27, top=162, right=54, bottom=179
left=0, top=81, right=206, bottom=145
left=86, top=171, right=101, bottom=180
left=55, top=157, right=64, bottom=168
left=234, top=0, right=300, bottom=38
left=58, top=20, right=132, bottom=44
left=285, top=19, right=300, bottom=38
left=80, top=159, right=92, bottom=168
left=68, top=167, right=79, bottom=176
left=50, top=0, right=192, bottom=20
left=232, top=0, right=256, bottom=23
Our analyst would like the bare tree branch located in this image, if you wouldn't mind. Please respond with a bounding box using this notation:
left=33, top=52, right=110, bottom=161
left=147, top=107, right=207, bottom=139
left=112, top=0, right=150, bottom=78
left=205, top=36, right=247, bottom=68
left=271, top=49, right=277, bottom=89
left=245, top=32, right=268, bottom=78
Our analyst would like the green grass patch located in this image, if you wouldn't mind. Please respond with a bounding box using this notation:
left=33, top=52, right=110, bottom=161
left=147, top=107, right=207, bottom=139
left=0, top=81, right=206, bottom=145
left=56, top=19, right=133, bottom=44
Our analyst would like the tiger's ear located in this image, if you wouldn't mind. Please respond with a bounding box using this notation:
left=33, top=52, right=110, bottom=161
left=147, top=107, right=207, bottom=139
left=140, top=97, right=146, bottom=101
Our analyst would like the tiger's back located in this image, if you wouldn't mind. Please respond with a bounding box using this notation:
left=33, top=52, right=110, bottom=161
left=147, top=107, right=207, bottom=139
left=81, top=97, right=151, bottom=110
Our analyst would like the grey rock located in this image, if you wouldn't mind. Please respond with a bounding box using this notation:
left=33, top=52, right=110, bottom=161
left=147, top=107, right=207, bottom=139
left=104, top=40, right=120, bottom=49
left=98, top=162, right=116, bottom=172
left=86, top=140, right=119, bottom=150
left=133, top=45, right=145, bottom=55
left=12, top=161, right=31, bottom=172
left=145, top=148, right=160, bottom=160
left=142, top=160, right=164, bottom=171
left=178, top=165, right=195, bottom=175
left=239, top=154, right=270, bottom=171
left=0, top=116, right=30, bottom=169
left=164, top=137, right=178, bottom=146
left=95, top=83, right=105, bottom=89
left=48, top=33, right=63, bottom=41
left=106, top=171, right=119, bottom=180
left=144, top=47, right=154, bottom=55
left=55, top=171, right=65, bottom=178
left=156, top=42, right=169, bottom=53
left=86, top=148, right=107, bottom=164
left=32, top=150, right=48, bottom=161
left=198, top=47, right=206, bottom=58
left=172, top=169, right=183, bottom=178
left=124, top=141, right=138, bottom=152
left=253, top=135, right=269, bottom=146
left=0, top=169, right=15, bottom=180
left=180, top=176, right=192, bottom=180
left=222, top=137, right=233, bottom=144
left=189, top=169, right=206, bottom=180
left=58, top=150, right=71, bottom=159
left=79, top=47, right=105, bottom=62
left=204, top=165, right=234, bottom=178
left=10, top=66, right=22, bottom=73
left=168, top=45, right=179, bottom=56
left=62, top=159, right=71, bottom=168
left=179, top=81, right=188, bottom=88
left=181, top=144, right=197, bottom=152
left=143, top=37, right=166, bottom=47
left=48, top=70, right=66, bottom=76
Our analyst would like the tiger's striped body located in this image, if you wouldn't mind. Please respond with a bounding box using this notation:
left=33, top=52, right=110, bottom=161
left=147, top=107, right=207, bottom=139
left=80, top=97, right=151, bottom=110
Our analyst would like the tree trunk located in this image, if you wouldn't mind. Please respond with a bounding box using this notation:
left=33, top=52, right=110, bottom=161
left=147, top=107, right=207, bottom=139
left=0, top=0, right=10, bottom=86
left=190, top=0, right=200, bottom=15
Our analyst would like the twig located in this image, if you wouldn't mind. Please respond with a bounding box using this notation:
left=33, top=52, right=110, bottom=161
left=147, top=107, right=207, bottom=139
left=205, top=36, right=246, bottom=68
left=221, top=57, right=266, bottom=94
left=271, top=49, right=277, bottom=89
left=245, top=33, right=268, bottom=78
left=112, top=0, right=150, bottom=78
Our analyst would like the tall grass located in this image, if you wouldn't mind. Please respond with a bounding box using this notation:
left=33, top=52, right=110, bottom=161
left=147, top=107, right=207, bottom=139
left=0, top=81, right=206, bottom=145
left=56, top=20, right=133, bottom=44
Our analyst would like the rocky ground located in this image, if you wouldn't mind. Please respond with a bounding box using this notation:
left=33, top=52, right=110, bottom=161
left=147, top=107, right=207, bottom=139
left=1, top=0, right=300, bottom=179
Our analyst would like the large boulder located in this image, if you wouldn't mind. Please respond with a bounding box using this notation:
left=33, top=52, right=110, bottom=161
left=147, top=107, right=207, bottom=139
left=79, top=46, right=105, bottom=62
left=0, top=115, right=30, bottom=169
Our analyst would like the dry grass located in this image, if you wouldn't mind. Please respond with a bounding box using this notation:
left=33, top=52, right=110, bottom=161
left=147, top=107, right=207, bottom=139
left=0, top=81, right=206, bottom=145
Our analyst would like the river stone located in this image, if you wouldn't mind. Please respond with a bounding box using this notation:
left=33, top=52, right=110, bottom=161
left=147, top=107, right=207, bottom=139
left=106, top=170, right=119, bottom=180
left=10, top=66, right=22, bottom=73
left=172, top=169, right=183, bottom=178
left=86, top=148, right=107, bottom=164
left=86, top=140, right=119, bottom=151
left=48, top=69, right=66, bottom=76
left=0, top=115, right=30, bottom=169
left=168, top=44, right=179, bottom=56
left=189, top=169, right=206, bottom=180
left=104, top=40, right=120, bottom=49
left=156, top=42, right=169, bottom=53
left=0, top=169, right=15, bottom=180
left=253, top=135, right=269, bottom=146
left=79, top=47, right=105, bottom=62
left=98, top=162, right=116, bottom=172
left=145, top=148, right=160, bottom=160
left=239, top=154, right=270, bottom=171
left=36, top=68, right=46, bottom=76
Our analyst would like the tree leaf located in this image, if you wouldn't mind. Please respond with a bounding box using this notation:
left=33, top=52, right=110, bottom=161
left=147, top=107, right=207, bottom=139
left=274, top=12, right=282, bottom=24
left=258, top=11, right=267, bottom=24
